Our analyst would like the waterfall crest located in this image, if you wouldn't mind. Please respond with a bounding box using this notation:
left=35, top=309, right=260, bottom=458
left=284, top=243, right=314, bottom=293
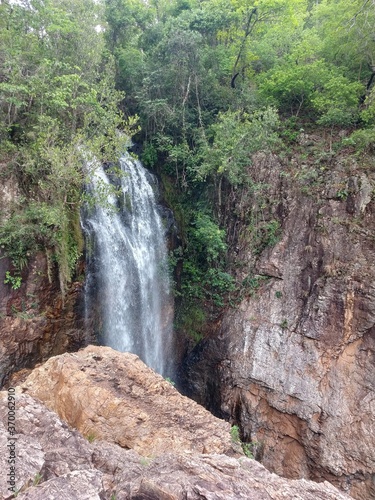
left=82, top=154, right=173, bottom=376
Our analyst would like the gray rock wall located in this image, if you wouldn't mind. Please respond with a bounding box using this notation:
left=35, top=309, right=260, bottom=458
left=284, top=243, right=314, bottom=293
left=183, top=145, right=375, bottom=499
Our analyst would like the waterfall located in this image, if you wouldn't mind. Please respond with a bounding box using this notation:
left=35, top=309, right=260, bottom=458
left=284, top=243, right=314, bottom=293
left=82, top=154, right=174, bottom=376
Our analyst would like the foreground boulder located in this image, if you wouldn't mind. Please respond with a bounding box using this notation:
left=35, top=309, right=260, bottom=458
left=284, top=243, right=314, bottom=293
left=0, top=390, right=351, bottom=499
left=20, top=345, right=234, bottom=457
left=92, top=443, right=352, bottom=500
left=0, top=392, right=104, bottom=499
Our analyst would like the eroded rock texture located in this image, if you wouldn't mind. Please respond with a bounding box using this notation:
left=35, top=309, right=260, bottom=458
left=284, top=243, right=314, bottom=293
left=20, top=345, right=235, bottom=456
left=183, top=146, right=375, bottom=499
left=92, top=445, right=351, bottom=500
left=0, top=351, right=352, bottom=499
left=0, top=251, right=86, bottom=388
left=0, top=392, right=101, bottom=499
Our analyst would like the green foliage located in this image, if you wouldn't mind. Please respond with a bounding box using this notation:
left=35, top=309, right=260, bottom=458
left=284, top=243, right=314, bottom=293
left=4, top=272, right=22, bottom=290
left=0, top=0, right=134, bottom=295
left=343, top=128, right=375, bottom=153
left=360, top=89, right=375, bottom=127
left=172, top=210, right=235, bottom=340
left=258, top=219, right=281, bottom=250
left=0, top=201, right=83, bottom=292
left=246, top=218, right=281, bottom=256
left=199, top=108, right=281, bottom=186
left=312, top=75, right=363, bottom=127
left=33, top=473, right=43, bottom=487
left=241, top=274, right=268, bottom=296
left=139, top=458, right=151, bottom=467
left=165, top=377, right=176, bottom=386
left=141, top=142, right=158, bottom=168
left=231, top=424, right=254, bottom=458
left=242, top=443, right=254, bottom=459
left=258, top=60, right=321, bottom=115
left=230, top=425, right=241, bottom=444
left=175, top=302, right=206, bottom=343
left=86, top=431, right=97, bottom=443
left=259, top=59, right=364, bottom=123
left=180, top=212, right=235, bottom=306
left=191, top=213, right=227, bottom=263
left=204, top=268, right=235, bottom=307
left=336, top=189, right=348, bottom=201
left=280, top=319, right=288, bottom=329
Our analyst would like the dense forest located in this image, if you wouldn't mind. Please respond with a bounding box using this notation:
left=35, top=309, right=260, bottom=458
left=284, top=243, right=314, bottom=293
left=1, top=0, right=375, bottom=341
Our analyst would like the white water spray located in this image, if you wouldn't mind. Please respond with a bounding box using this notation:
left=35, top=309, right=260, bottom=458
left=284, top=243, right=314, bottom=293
left=82, top=154, right=173, bottom=376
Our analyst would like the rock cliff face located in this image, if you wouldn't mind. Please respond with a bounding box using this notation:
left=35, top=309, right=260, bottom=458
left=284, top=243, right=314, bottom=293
left=0, top=251, right=86, bottom=388
left=183, top=139, right=375, bottom=500
left=1, top=138, right=373, bottom=498
left=0, top=348, right=352, bottom=499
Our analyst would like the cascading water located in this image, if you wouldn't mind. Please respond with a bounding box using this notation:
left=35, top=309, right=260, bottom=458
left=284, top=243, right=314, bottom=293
left=82, top=153, right=174, bottom=376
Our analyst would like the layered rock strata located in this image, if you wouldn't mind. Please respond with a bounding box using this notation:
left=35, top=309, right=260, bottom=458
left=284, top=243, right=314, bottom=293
left=183, top=147, right=375, bottom=500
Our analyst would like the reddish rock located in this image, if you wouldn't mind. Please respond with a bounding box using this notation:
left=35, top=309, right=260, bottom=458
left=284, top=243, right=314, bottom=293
left=0, top=252, right=87, bottom=388
left=183, top=151, right=375, bottom=499
left=20, top=345, right=235, bottom=457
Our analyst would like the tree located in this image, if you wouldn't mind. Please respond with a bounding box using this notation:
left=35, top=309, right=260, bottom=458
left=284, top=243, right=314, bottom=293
left=0, top=0, right=133, bottom=295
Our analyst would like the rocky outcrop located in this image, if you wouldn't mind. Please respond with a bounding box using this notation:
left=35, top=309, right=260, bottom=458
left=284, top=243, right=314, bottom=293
left=183, top=143, right=375, bottom=499
left=0, top=349, right=352, bottom=499
left=92, top=444, right=351, bottom=500
left=0, top=392, right=101, bottom=499
left=20, top=345, right=234, bottom=456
